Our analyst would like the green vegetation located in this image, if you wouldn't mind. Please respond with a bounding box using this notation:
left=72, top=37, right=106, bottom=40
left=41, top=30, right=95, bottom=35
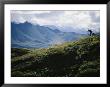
left=11, top=35, right=100, bottom=77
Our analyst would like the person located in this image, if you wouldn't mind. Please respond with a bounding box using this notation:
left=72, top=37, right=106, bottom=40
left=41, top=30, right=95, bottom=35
left=88, top=29, right=93, bottom=36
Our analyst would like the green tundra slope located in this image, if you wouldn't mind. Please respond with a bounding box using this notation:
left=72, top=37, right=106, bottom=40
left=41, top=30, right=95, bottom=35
left=11, top=35, right=100, bottom=77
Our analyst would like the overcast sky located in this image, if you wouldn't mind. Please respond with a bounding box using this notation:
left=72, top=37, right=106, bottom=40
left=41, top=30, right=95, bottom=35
left=11, top=10, right=100, bottom=32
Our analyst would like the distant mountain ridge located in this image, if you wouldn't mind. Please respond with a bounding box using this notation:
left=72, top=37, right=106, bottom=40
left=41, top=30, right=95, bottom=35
left=11, top=22, right=86, bottom=48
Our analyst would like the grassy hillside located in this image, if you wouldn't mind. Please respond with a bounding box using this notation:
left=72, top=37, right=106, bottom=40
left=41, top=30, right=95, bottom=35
left=11, top=35, right=100, bottom=77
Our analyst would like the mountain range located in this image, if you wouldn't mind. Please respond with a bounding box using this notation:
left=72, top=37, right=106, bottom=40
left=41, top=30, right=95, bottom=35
left=11, top=22, right=87, bottom=48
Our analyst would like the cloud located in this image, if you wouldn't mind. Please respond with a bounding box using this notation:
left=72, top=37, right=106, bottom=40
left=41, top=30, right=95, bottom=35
left=11, top=11, right=64, bottom=24
left=89, top=11, right=100, bottom=23
left=58, top=11, right=92, bottom=28
left=11, top=10, right=100, bottom=32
